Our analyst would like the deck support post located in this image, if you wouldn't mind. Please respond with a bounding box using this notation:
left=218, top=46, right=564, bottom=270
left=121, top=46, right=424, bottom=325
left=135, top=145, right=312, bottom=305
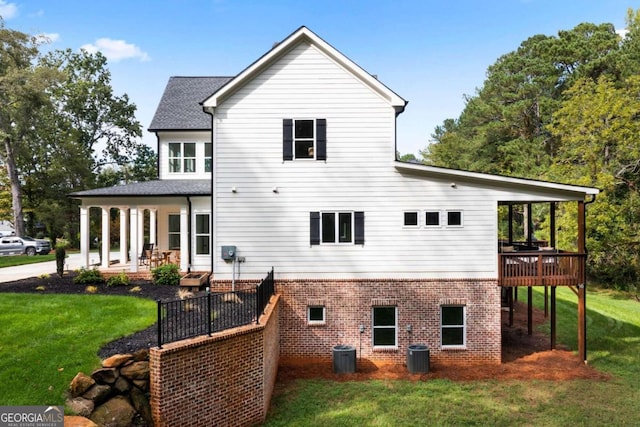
left=550, top=286, right=556, bottom=349
left=527, top=286, right=533, bottom=335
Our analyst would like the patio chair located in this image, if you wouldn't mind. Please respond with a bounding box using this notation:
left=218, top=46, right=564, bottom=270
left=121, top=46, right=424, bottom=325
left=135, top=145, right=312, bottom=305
left=138, top=242, right=154, bottom=266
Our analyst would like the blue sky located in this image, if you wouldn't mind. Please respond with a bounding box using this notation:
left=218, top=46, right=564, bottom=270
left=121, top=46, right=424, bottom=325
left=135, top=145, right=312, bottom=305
left=2, top=0, right=636, bottom=156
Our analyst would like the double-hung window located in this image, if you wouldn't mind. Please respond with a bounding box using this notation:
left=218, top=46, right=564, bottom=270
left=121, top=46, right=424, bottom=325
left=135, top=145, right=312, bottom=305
left=283, top=118, right=326, bottom=161
left=168, top=214, right=180, bottom=250
left=310, top=211, right=365, bottom=245
left=441, top=305, right=466, bottom=348
left=168, top=142, right=196, bottom=173
left=195, top=214, right=210, bottom=255
left=372, top=306, right=397, bottom=347
left=204, top=143, right=212, bottom=172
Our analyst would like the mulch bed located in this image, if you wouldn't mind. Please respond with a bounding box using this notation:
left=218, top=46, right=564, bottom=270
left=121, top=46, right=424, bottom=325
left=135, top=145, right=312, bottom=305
left=0, top=274, right=609, bottom=382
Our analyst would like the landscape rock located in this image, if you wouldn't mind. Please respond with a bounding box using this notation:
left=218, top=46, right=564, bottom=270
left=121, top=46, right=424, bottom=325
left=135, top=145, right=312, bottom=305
left=90, top=396, right=135, bottom=427
left=70, top=372, right=95, bottom=397
left=63, top=415, right=99, bottom=427
left=65, top=397, right=94, bottom=417
left=102, top=353, right=133, bottom=368
left=113, top=376, right=131, bottom=394
left=92, top=367, right=118, bottom=384
left=130, top=387, right=153, bottom=426
left=82, top=384, right=111, bottom=404
left=132, top=348, right=149, bottom=361
left=120, top=361, right=149, bottom=380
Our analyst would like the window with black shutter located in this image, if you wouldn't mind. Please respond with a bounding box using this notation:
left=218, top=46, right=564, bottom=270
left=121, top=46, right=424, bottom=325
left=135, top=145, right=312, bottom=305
left=283, top=119, right=326, bottom=161
left=310, top=211, right=364, bottom=245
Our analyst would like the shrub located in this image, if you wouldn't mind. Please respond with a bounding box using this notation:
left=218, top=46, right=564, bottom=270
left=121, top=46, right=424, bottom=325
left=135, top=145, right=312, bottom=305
left=106, top=272, right=130, bottom=287
left=85, top=286, right=98, bottom=294
left=73, top=268, right=105, bottom=285
left=55, top=238, right=70, bottom=278
left=151, top=264, right=181, bottom=286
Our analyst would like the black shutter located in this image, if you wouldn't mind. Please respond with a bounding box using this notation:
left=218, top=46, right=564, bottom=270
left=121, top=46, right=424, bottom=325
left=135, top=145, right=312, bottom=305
left=354, top=211, right=365, bottom=245
left=310, top=212, right=320, bottom=245
left=316, top=118, right=326, bottom=161
left=283, top=119, right=293, bottom=161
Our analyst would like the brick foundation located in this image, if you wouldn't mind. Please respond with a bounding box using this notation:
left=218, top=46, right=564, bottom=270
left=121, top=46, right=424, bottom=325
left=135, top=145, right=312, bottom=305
left=276, top=279, right=501, bottom=365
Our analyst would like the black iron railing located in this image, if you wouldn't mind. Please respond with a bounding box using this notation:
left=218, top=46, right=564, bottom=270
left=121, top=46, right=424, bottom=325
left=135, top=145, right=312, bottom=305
left=157, top=268, right=275, bottom=348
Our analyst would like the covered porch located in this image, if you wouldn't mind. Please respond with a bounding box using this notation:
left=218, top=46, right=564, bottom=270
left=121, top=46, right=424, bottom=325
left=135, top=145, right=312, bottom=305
left=497, top=199, right=593, bottom=362
left=70, top=180, right=212, bottom=275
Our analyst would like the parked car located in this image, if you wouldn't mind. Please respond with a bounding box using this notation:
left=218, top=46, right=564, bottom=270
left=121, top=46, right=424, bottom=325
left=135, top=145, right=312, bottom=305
left=0, top=236, right=51, bottom=256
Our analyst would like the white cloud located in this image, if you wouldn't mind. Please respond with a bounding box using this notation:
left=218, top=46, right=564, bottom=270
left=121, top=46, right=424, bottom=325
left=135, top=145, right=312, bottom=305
left=35, top=32, right=60, bottom=44
left=616, top=28, right=629, bottom=39
left=0, top=0, right=18, bottom=19
left=81, top=38, right=150, bottom=63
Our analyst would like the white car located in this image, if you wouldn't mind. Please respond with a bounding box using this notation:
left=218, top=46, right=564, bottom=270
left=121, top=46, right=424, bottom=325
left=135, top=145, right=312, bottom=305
left=0, top=236, right=51, bottom=256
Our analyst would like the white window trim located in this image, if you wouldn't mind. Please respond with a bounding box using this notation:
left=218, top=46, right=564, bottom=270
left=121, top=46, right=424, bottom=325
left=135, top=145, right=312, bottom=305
left=425, top=210, right=442, bottom=228
left=204, top=142, right=212, bottom=173
left=372, top=306, right=398, bottom=349
left=441, top=305, right=467, bottom=349
left=445, top=210, right=464, bottom=228
left=307, top=306, right=326, bottom=325
left=403, top=211, right=420, bottom=228
left=194, top=213, right=211, bottom=256
left=167, top=213, right=181, bottom=250
left=168, top=142, right=197, bottom=174
left=320, top=211, right=354, bottom=244
left=293, top=118, right=316, bottom=160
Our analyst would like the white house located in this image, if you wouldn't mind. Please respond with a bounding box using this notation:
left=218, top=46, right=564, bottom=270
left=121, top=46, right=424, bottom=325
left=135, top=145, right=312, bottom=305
left=72, top=27, right=598, bottom=364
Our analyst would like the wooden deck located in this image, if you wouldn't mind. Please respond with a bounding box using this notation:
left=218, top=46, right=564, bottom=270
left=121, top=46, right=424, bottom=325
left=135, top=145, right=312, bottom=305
left=499, top=251, right=586, bottom=287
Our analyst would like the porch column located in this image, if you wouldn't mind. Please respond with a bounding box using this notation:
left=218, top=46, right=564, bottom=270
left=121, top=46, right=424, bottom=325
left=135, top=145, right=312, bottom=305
left=129, top=207, right=139, bottom=273
left=180, top=205, right=189, bottom=272
left=149, top=209, right=157, bottom=246
left=577, top=200, right=587, bottom=362
left=101, top=207, right=111, bottom=268
left=119, top=208, right=128, bottom=264
left=79, top=206, right=90, bottom=268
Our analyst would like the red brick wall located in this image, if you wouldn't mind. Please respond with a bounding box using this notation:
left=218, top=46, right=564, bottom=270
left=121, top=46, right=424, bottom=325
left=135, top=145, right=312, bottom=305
left=149, top=295, right=280, bottom=427
left=276, top=279, right=501, bottom=365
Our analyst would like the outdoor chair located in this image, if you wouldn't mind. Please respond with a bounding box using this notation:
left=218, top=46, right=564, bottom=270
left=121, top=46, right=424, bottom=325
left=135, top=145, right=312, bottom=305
left=138, top=243, right=154, bottom=265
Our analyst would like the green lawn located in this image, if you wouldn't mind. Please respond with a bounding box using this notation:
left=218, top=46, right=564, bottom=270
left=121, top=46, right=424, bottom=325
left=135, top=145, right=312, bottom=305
left=0, top=254, right=56, bottom=268
left=0, top=293, right=156, bottom=406
left=264, top=286, right=640, bottom=426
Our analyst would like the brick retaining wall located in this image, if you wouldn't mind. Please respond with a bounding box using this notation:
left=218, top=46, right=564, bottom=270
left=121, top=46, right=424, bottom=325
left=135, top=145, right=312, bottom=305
left=149, top=295, right=280, bottom=427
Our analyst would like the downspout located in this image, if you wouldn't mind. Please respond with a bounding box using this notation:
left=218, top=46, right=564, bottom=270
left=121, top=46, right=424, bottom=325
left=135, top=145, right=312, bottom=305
left=187, top=196, right=192, bottom=273
left=203, top=105, right=215, bottom=276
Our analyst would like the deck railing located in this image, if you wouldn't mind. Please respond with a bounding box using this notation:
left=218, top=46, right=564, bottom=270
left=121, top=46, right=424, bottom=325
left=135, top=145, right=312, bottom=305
left=499, top=252, right=585, bottom=287
left=157, top=268, right=275, bottom=348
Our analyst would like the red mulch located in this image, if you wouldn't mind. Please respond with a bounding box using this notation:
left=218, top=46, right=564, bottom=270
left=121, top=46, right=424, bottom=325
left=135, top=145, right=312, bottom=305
left=277, top=301, right=610, bottom=383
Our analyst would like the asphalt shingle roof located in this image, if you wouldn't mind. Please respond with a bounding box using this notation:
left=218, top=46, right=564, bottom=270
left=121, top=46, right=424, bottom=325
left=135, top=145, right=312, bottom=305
left=148, top=76, right=233, bottom=131
left=69, top=180, right=211, bottom=198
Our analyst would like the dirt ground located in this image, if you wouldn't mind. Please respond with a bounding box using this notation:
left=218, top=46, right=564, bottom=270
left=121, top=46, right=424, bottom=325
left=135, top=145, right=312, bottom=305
left=277, top=301, right=610, bottom=383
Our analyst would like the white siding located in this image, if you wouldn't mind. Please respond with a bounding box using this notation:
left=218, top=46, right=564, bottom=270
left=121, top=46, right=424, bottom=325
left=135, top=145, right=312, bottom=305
left=157, top=131, right=212, bottom=180
left=211, top=42, right=496, bottom=280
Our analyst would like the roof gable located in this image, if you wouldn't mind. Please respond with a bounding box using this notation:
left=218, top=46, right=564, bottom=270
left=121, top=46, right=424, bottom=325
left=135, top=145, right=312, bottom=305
left=202, top=26, right=407, bottom=113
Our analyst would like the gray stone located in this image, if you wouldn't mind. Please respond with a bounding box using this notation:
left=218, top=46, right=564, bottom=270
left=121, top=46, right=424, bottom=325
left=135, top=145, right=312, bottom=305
left=65, top=396, right=94, bottom=417
left=113, top=376, right=131, bottom=394
left=91, top=367, right=118, bottom=384
left=82, top=384, right=111, bottom=404
left=120, top=361, right=149, bottom=380
left=90, top=396, right=135, bottom=427
left=130, top=387, right=153, bottom=427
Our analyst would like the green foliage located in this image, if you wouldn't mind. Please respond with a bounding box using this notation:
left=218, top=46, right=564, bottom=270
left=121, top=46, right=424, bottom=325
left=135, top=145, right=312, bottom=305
left=151, top=263, right=181, bottom=286
left=72, top=267, right=105, bottom=285
left=0, top=254, right=55, bottom=268
left=106, top=271, right=130, bottom=287
left=55, top=246, right=66, bottom=277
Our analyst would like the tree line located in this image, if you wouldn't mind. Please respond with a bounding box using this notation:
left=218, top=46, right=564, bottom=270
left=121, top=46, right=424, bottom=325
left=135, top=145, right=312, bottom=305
left=421, top=9, right=640, bottom=290
left=0, top=18, right=156, bottom=246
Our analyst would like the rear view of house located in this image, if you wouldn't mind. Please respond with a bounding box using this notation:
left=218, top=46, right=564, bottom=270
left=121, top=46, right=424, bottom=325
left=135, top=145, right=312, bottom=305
left=72, top=26, right=598, bottom=365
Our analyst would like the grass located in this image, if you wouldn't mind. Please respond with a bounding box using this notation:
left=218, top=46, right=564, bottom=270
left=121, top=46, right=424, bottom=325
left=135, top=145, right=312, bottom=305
left=264, top=286, right=640, bottom=426
left=0, top=254, right=56, bottom=268
left=0, top=293, right=156, bottom=406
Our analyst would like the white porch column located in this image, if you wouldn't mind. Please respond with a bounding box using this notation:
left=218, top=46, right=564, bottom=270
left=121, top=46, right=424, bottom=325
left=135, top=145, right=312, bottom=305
left=119, top=208, right=128, bottom=264
left=138, top=208, right=145, bottom=250
left=129, top=207, right=139, bottom=273
left=180, top=205, right=189, bottom=272
left=149, top=209, right=157, bottom=246
left=101, top=207, right=111, bottom=268
left=79, top=206, right=90, bottom=268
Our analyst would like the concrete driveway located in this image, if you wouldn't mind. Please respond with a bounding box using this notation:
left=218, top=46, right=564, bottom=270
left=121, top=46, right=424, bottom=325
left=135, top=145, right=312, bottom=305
left=0, top=252, right=94, bottom=282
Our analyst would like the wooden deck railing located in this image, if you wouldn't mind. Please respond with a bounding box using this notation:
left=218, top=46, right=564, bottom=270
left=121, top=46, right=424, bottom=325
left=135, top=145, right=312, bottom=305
left=498, top=251, right=586, bottom=287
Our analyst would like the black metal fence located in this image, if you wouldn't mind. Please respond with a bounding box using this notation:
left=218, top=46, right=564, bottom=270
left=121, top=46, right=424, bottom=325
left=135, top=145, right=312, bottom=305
left=157, top=268, right=275, bottom=348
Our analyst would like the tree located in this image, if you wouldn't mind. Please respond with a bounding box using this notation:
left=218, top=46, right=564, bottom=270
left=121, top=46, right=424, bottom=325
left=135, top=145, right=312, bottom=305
left=0, top=19, right=61, bottom=236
